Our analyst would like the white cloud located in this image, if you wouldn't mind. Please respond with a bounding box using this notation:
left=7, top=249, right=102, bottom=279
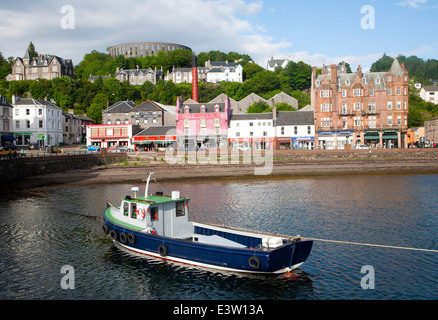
left=0, top=0, right=276, bottom=66
left=397, top=0, right=428, bottom=8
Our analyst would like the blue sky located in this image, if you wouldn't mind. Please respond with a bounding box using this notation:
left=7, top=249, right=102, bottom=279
left=0, top=0, right=436, bottom=72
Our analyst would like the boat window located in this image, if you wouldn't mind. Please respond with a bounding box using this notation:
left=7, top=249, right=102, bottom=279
left=123, top=202, right=129, bottom=216
left=131, top=203, right=137, bottom=219
left=150, top=207, right=158, bottom=221
left=176, top=201, right=185, bottom=217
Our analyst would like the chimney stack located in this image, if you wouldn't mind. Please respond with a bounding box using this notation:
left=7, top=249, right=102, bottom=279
left=192, top=56, right=199, bottom=102
left=330, top=64, right=337, bottom=85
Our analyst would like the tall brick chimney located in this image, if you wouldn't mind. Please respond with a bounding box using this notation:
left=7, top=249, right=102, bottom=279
left=192, top=56, right=199, bottom=102
left=330, top=64, right=337, bottom=85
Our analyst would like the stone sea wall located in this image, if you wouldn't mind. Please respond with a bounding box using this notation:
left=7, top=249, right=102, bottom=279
left=0, top=152, right=127, bottom=184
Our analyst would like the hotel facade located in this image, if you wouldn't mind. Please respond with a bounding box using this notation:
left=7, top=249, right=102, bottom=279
left=312, top=59, right=409, bottom=149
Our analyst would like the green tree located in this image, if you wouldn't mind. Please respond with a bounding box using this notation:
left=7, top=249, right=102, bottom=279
left=28, top=41, right=38, bottom=57
left=283, top=60, right=312, bottom=90
left=87, top=93, right=108, bottom=123
left=247, top=101, right=269, bottom=113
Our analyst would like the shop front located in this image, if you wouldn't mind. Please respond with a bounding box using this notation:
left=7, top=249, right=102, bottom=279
left=134, top=134, right=176, bottom=151
left=276, top=137, right=291, bottom=150
left=317, top=131, right=353, bottom=150
left=177, top=135, right=227, bottom=151
left=292, top=136, right=315, bottom=150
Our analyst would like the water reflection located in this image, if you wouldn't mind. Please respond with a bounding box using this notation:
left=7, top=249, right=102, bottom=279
left=1, top=174, right=437, bottom=299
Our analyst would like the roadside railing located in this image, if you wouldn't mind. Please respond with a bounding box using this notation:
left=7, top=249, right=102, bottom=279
left=0, top=149, right=100, bottom=161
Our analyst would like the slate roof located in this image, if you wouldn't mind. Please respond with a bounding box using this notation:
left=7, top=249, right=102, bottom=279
left=230, top=113, right=273, bottom=121
left=104, top=101, right=136, bottom=113
left=277, top=111, right=314, bottom=126
left=422, top=86, right=438, bottom=92
left=180, top=102, right=226, bottom=113
left=135, top=125, right=176, bottom=137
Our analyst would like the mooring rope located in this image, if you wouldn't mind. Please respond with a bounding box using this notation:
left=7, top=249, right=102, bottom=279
left=305, top=237, right=438, bottom=253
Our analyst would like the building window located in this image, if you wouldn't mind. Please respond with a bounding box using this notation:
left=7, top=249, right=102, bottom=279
left=370, top=88, right=374, bottom=96
left=307, top=126, right=311, bottom=134
left=387, top=76, right=392, bottom=82
left=184, top=106, right=190, bottom=114
left=343, top=117, right=347, bottom=129
left=281, top=127, right=284, bottom=135
left=263, top=131, right=267, bottom=136
left=397, top=87, right=401, bottom=95
left=236, top=132, right=240, bottom=137
left=397, top=115, right=402, bottom=126
left=387, top=102, right=392, bottom=110
left=342, top=90, right=347, bottom=97
left=294, top=126, right=298, bottom=135
left=397, top=101, right=402, bottom=110
left=388, top=88, right=392, bottom=95
left=26, top=120, right=30, bottom=128
left=214, top=105, right=220, bottom=113
left=39, top=120, right=43, bottom=128
left=388, top=116, right=393, bottom=126
left=369, top=116, right=376, bottom=128
left=15, top=120, right=20, bottom=129
left=26, top=109, right=30, bottom=115
left=200, top=106, right=205, bottom=113
left=249, top=122, right=253, bottom=126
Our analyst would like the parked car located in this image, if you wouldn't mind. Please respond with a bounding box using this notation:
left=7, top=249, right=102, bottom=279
left=87, top=145, right=100, bottom=151
left=111, top=146, right=128, bottom=153
left=28, top=143, right=39, bottom=150
left=355, top=144, right=369, bottom=149
left=1, top=143, right=17, bottom=151
left=236, top=145, right=251, bottom=151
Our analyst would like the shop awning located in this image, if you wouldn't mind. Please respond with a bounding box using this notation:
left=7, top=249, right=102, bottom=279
left=1, top=135, right=16, bottom=141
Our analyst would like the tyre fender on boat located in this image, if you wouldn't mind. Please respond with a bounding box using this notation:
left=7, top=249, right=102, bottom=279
left=158, top=244, right=168, bottom=257
left=127, top=233, right=136, bottom=244
left=120, top=232, right=128, bottom=244
left=248, top=256, right=261, bottom=270
left=102, top=224, right=109, bottom=235
left=109, top=229, right=118, bottom=240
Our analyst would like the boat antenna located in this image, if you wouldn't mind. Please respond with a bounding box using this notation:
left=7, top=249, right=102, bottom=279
left=144, top=172, right=155, bottom=197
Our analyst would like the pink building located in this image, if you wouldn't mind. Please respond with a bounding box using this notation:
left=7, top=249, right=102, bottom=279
left=175, top=96, right=231, bottom=150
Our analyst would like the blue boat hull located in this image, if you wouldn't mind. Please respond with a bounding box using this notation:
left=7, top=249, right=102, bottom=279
left=102, top=212, right=313, bottom=274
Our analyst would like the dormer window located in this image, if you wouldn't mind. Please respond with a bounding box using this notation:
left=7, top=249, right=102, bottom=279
left=184, top=106, right=190, bottom=114
left=214, top=105, right=220, bottom=113
left=346, top=79, right=350, bottom=85
left=200, top=105, right=206, bottom=113
left=376, top=77, right=380, bottom=84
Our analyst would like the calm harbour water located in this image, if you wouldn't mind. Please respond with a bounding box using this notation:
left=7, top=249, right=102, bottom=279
left=0, top=174, right=437, bottom=300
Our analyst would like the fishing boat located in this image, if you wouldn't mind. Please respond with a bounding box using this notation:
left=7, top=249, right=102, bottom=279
left=102, top=173, right=313, bottom=274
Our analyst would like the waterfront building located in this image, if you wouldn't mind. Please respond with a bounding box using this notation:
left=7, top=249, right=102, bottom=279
left=175, top=96, right=231, bottom=150
left=102, top=100, right=176, bottom=130
left=165, top=66, right=207, bottom=84
left=228, top=113, right=275, bottom=150
left=133, top=125, right=176, bottom=151
left=107, top=42, right=191, bottom=58
left=424, top=117, right=438, bottom=145
left=419, top=86, right=438, bottom=105
left=0, top=96, right=14, bottom=144
left=228, top=109, right=315, bottom=151
left=311, top=59, right=409, bottom=149
left=6, top=47, right=74, bottom=81
left=63, top=110, right=94, bottom=145
left=206, top=63, right=243, bottom=83
left=276, top=111, right=315, bottom=150
left=407, top=127, right=425, bottom=147
left=12, top=95, right=63, bottom=147
left=85, top=123, right=141, bottom=150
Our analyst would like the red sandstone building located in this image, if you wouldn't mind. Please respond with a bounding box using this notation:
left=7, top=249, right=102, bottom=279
left=312, top=59, right=409, bottom=149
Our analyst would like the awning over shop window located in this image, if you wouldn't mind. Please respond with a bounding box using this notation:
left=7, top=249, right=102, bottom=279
left=1, top=135, right=16, bottom=141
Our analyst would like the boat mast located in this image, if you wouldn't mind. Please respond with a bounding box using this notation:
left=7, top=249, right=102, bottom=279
left=145, top=172, right=154, bottom=197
